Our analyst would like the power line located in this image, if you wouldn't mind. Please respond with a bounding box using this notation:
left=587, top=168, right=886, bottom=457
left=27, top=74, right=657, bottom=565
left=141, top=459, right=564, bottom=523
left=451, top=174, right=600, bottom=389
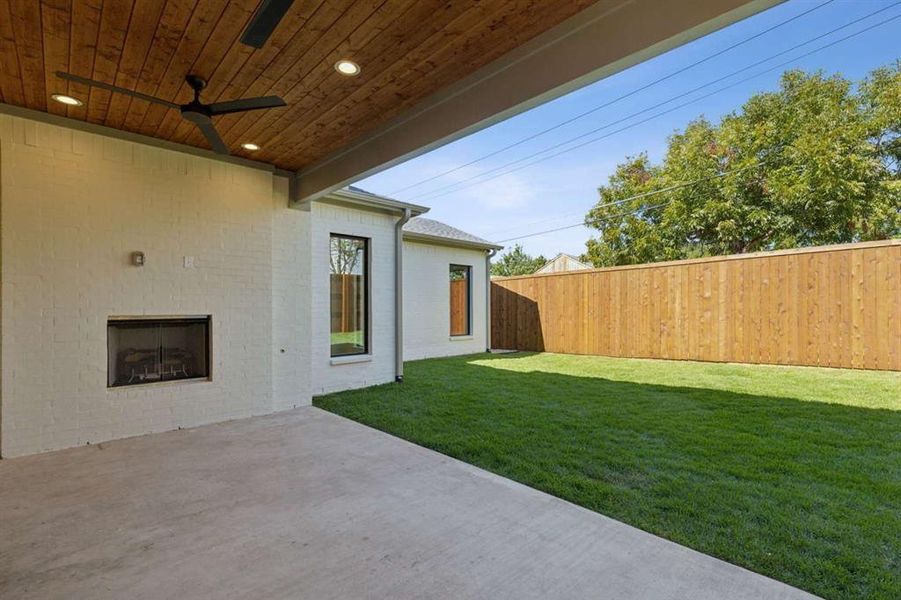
left=413, top=5, right=900, bottom=202
left=411, top=6, right=901, bottom=203
left=483, top=159, right=765, bottom=237
left=483, top=208, right=590, bottom=238
left=495, top=162, right=765, bottom=243
left=387, top=0, right=836, bottom=196
left=498, top=202, right=672, bottom=244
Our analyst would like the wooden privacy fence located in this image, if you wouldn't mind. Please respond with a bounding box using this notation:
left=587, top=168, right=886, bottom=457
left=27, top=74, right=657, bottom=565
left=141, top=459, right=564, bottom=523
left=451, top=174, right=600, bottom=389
left=330, top=274, right=363, bottom=333
left=450, top=279, right=469, bottom=336
left=491, top=240, right=900, bottom=371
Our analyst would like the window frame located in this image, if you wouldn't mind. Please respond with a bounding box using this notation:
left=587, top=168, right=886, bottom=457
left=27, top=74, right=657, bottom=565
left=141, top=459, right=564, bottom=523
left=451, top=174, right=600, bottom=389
left=329, top=233, right=371, bottom=358
left=449, top=264, right=472, bottom=337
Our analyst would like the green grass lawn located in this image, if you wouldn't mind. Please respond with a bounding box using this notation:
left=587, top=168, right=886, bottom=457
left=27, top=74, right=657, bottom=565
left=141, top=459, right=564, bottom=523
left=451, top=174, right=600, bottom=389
left=314, top=352, right=901, bottom=600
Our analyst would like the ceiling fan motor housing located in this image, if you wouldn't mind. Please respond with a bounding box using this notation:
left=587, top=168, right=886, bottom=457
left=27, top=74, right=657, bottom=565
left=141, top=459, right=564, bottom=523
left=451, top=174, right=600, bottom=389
left=181, top=75, right=211, bottom=122
left=181, top=102, right=213, bottom=123
left=185, top=74, right=207, bottom=93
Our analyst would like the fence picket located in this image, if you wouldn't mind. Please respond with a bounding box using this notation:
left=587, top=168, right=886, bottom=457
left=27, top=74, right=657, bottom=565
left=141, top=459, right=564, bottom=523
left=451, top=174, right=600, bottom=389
left=491, top=240, right=900, bottom=371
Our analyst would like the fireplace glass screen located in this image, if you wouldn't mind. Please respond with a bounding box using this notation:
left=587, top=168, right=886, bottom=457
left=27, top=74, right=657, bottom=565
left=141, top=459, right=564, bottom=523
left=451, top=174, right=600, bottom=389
left=108, top=317, right=210, bottom=387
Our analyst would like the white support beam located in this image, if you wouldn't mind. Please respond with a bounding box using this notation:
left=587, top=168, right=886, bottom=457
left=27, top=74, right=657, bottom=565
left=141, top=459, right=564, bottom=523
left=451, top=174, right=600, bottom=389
left=293, top=0, right=784, bottom=204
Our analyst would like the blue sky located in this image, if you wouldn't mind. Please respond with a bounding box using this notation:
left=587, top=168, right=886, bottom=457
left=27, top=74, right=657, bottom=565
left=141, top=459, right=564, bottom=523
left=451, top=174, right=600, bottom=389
left=355, top=0, right=901, bottom=259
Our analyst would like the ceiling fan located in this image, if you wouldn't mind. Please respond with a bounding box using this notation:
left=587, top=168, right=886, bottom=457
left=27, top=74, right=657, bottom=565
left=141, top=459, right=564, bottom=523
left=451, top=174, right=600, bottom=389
left=55, top=71, right=286, bottom=155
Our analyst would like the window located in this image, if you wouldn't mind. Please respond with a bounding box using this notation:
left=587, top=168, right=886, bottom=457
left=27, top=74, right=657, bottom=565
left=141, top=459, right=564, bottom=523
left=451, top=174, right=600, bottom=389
left=449, top=265, right=471, bottom=336
left=330, top=234, right=369, bottom=356
left=108, top=317, right=210, bottom=387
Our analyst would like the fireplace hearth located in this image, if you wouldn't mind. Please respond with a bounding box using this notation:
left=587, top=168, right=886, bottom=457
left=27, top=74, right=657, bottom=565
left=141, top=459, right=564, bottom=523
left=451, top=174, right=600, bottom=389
left=108, top=317, right=210, bottom=387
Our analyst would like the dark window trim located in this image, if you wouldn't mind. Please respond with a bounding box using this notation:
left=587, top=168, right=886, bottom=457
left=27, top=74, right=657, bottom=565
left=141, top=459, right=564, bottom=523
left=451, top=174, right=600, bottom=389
left=449, top=264, right=472, bottom=337
left=329, top=233, right=370, bottom=357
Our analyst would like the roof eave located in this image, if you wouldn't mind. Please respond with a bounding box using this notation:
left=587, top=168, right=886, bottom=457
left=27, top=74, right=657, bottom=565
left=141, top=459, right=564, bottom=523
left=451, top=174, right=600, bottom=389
left=404, top=231, right=503, bottom=251
left=324, top=188, right=430, bottom=216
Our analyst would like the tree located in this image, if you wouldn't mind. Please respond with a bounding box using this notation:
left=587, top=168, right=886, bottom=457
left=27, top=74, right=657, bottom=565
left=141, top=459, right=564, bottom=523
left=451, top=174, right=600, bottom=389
left=491, top=244, right=547, bottom=276
left=582, top=63, right=901, bottom=267
left=329, top=237, right=363, bottom=274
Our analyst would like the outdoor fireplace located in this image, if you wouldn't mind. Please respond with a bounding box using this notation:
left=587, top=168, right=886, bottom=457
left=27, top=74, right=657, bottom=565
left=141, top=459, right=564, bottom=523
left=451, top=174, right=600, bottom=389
left=108, top=317, right=210, bottom=387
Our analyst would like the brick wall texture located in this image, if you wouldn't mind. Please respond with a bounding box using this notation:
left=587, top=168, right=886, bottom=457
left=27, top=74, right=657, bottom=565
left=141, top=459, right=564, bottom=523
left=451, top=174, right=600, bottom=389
left=0, top=114, right=492, bottom=457
left=0, top=115, right=311, bottom=457
left=403, top=241, right=488, bottom=361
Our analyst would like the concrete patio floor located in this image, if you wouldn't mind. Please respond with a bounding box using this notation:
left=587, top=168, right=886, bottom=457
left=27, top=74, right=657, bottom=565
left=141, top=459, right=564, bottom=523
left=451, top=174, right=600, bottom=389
left=0, top=407, right=817, bottom=600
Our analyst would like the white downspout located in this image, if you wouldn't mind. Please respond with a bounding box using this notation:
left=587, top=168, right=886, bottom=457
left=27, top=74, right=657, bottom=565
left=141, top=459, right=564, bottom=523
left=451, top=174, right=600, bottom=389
left=485, top=248, right=498, bottom=352
left=395, top=208, right=412, bottom=382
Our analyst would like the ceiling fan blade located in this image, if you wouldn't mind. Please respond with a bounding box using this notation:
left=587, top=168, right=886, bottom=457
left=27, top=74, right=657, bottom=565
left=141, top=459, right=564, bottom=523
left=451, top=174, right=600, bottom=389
left=194, top=120, right=230, bottom=155
left=56, top=71, right=179, bottom=109
left=207, top=96, right=287, bottom=116
left=240, top=0, right=295, bottom=48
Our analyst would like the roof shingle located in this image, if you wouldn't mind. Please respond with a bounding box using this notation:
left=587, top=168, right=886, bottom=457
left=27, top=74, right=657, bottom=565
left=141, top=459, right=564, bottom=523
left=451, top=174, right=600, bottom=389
left=403, top=217, right=501, bottom=250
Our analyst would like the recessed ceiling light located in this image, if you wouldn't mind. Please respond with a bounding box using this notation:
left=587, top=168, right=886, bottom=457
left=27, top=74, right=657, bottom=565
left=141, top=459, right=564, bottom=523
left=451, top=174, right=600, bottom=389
left=334, top=60, right=361, bottom=76
left=51, top=93, right=83, bottom=106
left=241, top=143, right=261, bottom=151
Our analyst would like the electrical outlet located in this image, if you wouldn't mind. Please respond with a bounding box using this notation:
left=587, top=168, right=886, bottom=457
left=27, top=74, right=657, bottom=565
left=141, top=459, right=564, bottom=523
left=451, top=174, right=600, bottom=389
left=183, top=256, right=194, bottom=269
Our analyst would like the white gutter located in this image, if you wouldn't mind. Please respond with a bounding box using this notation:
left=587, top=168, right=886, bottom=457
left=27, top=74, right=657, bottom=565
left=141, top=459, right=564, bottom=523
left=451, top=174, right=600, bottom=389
left=395, top=208, right=413, bottom=382
left=485, top=248, right=498, bottom=352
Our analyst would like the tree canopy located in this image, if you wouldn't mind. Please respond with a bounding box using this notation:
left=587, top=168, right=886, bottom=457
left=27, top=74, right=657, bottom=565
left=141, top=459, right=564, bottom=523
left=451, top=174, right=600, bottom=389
left=582, top=63, right=901, bottom=267
left=491, top=244, right=547, bottom=277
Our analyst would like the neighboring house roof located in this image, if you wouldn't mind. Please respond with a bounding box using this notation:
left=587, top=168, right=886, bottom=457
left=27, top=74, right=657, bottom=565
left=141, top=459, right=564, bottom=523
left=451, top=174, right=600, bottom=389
left=403, top=217, right=503, bottom=251
left=535, top=253, right=591, bottom=274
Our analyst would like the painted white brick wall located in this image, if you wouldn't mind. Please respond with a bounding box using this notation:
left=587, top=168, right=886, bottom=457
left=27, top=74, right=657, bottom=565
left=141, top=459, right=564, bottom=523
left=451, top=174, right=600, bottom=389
left=310, top=202, right=397, bottom=395
left=403, top=241, right=488, bottom=361
left=0, top=115, right=311, bottom=457
left=271, top=176, right=312, bottom=412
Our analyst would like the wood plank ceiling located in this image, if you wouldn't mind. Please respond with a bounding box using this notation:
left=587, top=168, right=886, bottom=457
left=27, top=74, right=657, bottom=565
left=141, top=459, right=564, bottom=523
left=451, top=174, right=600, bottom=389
left=0, top=0, right=597, bottom=171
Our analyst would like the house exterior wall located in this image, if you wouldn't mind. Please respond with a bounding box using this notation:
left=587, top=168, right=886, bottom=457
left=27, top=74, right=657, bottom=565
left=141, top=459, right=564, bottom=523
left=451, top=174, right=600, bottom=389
left=0, top=115, right=311, bottom=457
left=0, top=115, right=495, bottom=456
left=271, top=176, right=312, bottom=412
left=403, top=241, right=488, bottom=361
left=310, top=202, right=398, bottom=395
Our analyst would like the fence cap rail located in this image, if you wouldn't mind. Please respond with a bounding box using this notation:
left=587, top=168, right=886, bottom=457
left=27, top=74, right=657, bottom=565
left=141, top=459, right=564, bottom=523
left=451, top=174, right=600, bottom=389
left=491, top=239, right=900, bottom=282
